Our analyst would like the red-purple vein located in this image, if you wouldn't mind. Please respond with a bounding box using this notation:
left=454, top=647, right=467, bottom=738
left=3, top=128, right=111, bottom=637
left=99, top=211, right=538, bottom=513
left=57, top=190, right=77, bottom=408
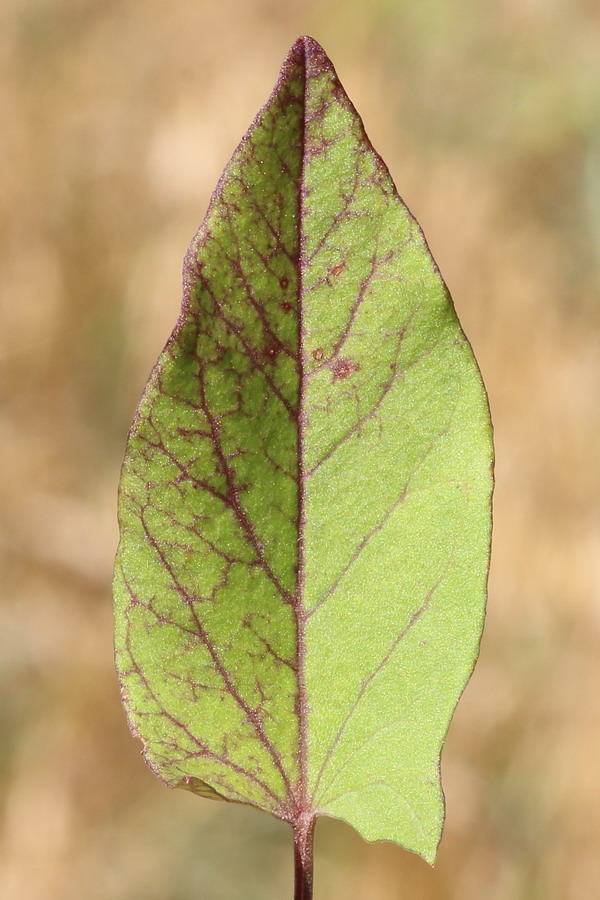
left=138, top=512, right=295, bottom=807
left=217, top=208, right=296, bottom=361
left=293, top=39, right=311, bottom=826
left=308, top=422, right=454, bottom=620
left=230, top=174, right=297, bottom=264
left=306, top=326, right=446, bottom=479
left=120, top=569, right=284, bottom=811
left=190, top=279, right=296, bottom=420
left=304, top=166, right=360, bottom=266
left=307, top=485, right=409, bottom=619
left=193, top=352, right=294, bottom=606
left=310, top=567, right=449, bottom=806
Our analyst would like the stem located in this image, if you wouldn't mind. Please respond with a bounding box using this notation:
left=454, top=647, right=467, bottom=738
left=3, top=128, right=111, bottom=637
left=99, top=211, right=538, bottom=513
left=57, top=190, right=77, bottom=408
left=293, top=818, right=315, bottom=900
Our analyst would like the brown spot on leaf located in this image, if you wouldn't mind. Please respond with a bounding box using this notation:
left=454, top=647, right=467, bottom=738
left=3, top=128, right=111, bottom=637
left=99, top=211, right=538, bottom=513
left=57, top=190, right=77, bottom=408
left=330, top=262, right=345, bottom=277
left=280, top=301, right=293, bottom=313
left=312, top=347, right=324, bottom=361
left=279, top=275, right=289, bottom=289
left=332, top=357, right=360, bottom=380
left=264, top=341, right=281, bottom=362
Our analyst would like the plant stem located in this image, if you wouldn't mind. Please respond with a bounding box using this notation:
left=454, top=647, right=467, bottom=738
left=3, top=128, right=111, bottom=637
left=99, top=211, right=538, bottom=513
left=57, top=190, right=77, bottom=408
left=293, top=818, right=315, bottom=900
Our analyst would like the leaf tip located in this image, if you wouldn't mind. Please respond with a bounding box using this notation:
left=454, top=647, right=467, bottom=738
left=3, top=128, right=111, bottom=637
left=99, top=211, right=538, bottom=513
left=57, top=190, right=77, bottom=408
left=289, top=34, right=322, bottom=51
left=285, top=35, right=333, bottom=73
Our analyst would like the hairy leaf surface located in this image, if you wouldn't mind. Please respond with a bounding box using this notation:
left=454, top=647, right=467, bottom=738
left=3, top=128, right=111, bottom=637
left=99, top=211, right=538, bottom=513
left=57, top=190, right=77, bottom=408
left=114, top=35, right=493, bottom=863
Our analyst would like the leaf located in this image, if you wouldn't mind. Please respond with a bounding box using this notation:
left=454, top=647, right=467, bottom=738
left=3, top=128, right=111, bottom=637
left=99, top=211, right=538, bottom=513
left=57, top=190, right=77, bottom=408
left=113, top=35, right=493, bottom=871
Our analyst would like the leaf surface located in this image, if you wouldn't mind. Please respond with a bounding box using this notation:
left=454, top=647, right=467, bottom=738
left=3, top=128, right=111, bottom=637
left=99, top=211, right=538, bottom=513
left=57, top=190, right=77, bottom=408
left=114, top=35, right=493, bottom=863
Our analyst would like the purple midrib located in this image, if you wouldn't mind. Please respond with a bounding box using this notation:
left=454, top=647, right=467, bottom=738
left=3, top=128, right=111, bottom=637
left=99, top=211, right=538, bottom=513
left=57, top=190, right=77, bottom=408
left=293, top=36, right=311, bottom=828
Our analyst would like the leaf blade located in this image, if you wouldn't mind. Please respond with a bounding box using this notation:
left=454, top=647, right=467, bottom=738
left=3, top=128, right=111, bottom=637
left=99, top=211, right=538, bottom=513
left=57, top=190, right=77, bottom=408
left=114, top=36, right=493, bottom=864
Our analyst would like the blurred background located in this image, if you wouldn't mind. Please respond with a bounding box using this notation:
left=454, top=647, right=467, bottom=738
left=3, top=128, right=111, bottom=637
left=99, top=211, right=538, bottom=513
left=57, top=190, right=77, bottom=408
left=1, top=0, right=599, bottom=897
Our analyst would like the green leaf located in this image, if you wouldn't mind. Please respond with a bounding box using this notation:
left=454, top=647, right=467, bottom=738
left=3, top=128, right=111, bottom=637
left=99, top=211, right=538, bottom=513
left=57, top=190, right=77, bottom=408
left=114, top=35, right=493, bottom=869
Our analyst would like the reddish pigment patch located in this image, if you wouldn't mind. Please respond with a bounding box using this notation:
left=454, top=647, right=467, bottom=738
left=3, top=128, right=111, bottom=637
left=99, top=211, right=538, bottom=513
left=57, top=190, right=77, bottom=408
left=332, top=357, right=360, bottom=380
left=311, top=348, right=324, bottom=361
left=280, top=301, right=293, bottom=313
left=264, top=341, right=281, bottom=362
left=330, top=262, right=345, bottom=277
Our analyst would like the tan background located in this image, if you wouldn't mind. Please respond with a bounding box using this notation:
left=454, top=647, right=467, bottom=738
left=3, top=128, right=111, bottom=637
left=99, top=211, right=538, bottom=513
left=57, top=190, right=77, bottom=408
left=1, top=0, right=599, bottom=897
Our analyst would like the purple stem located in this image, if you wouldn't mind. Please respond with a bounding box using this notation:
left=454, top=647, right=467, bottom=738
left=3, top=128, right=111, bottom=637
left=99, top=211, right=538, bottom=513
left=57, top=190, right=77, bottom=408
left=293, top=818, right=316, bottom=900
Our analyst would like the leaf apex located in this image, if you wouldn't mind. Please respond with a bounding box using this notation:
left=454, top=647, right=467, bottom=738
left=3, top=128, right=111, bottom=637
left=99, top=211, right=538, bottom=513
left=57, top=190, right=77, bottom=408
left=285, top=35, right=332, bottom=71
left=289, top=34, right=324, bottom=50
